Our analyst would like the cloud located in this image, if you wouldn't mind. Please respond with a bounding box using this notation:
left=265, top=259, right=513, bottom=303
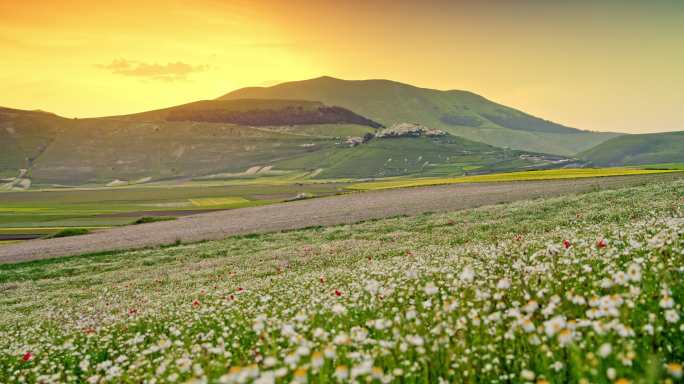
left=97, top=59, right=209, bottom=81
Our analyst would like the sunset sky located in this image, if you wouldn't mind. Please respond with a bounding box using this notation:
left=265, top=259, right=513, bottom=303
left=1, top=0, right=682, bottom=133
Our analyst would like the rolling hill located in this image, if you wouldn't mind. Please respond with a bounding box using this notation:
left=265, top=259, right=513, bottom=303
left=0, top=101, right=380, bottom=186
left=3, top=76, right=640, bottom=188
left=0, top=100, right=575, bottom=187
left=579, top=131, right=684, bottom=166
left=273, top=123, right=574, bottom=179
left=220, top=76, right=621, bottom=156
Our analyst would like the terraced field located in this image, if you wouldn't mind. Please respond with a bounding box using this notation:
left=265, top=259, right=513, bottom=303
left=1, top=176, right=683, bottom=383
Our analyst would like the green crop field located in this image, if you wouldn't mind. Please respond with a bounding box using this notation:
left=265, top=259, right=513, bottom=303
left=637, top=163, right=684, bottom=170
left=1, top=179, right=683, bottom=382
left=0, top=179, right=348, bottom=239
left=348, top=168, right=681, bottom=191
left=1, top=169, right=681, bottom=242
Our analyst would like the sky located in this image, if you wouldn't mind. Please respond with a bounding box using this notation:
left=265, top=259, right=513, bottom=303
left=0, top=0, right=682, bottom=134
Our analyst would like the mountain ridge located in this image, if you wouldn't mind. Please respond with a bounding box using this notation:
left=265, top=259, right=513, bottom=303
left=8, top=76, right=680, bottom=188
left=220, top=76, right=621, bottom=155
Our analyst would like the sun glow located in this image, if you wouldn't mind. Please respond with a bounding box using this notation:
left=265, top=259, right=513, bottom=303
left=0, top=1, right=682, bottom=133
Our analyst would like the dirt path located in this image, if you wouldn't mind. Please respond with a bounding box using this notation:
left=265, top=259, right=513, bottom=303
left=1, top=173, right=681, bottom=264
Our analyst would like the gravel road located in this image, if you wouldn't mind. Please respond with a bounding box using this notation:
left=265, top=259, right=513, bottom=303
left=1, top=173, right=680, bottom=264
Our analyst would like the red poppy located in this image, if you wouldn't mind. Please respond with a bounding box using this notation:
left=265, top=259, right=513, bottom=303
left=236, top=287, right=244, bottom=292
left=192, top=299, right=201, bottom=307
left=563, top=240, right=571, bottom=249
left=22, top=352, right=32, bottom=362
left=597, top=239, right=607, bottom=248
left=334, top=290, right=342, bottom=297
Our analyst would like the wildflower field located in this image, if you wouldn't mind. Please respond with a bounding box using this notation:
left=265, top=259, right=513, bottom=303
left=1, top=179, right=683, bottom=383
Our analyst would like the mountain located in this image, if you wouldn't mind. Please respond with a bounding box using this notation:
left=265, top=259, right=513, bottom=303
left=0, top=101, right=379, bottom=186
left=274, top=123, right=575, bottom=179
left=0, top=101, right=574, bottom=187
left=220, top=76, right=621, bottom=156
left=579, top=131, right=684, bottom=166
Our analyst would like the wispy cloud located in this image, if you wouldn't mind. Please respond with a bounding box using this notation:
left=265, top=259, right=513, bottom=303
left=97, top=59, right=209, bottom=81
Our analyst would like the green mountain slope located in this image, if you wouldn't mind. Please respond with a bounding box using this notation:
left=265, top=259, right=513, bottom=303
left=0, top=101, right=576, bottom=187
left=0, top=107, right=68, bottom=177
left=220, top=76, right=621, bottom=156
left=579, top=131, right=684, bottom=165
left=274, top=132, right=572, bottom=179
left=123, top=99, right=382, bottom=128
left=0, top=101, right=379, bottom=185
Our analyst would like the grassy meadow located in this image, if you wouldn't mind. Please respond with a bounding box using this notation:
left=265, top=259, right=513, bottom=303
left=1, top=178, right=683, bottom=383
left=1, top=169, right=680, bottom=243
left=637, top=163, right=684, bottom=170
left=0, top=180, right=347, bottom=240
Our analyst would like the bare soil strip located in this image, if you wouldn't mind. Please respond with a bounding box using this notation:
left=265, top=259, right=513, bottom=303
left=1, top=173, right=681, bottom=264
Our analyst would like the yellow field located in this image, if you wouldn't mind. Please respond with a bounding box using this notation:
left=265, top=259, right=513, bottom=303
left=189, top=196, right=250, bottom=207
left=348, top=168, right=681, bottom=191
left=0, top=207, right=50, bottom=212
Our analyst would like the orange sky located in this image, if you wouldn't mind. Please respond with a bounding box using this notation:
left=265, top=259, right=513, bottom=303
left=1, top=0, right=682, bottom=133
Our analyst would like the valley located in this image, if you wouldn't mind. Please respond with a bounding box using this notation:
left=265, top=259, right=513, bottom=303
left=2, top=76, right=684, bottom=252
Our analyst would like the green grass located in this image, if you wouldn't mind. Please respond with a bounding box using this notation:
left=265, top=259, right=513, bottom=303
left=637, top=162, right=684, bottom=170
left=0, top=179, right=683, bottom=382
left=0, top=180, right=346, bottom=237
left=46, top=227, right=90, bottom=238
left=131, top=216, right=177, bottom=225
left=275, top=135, right=559, bottom=179
left=349, top=167, right=681, bottom=190
left=579, top=131, right=684, bottom=166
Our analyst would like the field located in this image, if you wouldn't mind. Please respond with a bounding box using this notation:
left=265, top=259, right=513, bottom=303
left=637, top=163, right=684, bottom=170
left=1, top=178, right=683, bottom=382
left=0, top=180, right=347, bottom=241
left=348, top=168, right=680, bottom=191
left=1, top=169, right=680, bottom=245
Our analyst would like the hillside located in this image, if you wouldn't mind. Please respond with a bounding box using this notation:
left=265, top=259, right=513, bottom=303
left=580, top=131, right=684, bottom=165
left=123, top=99, right=382, bottom=128
left=274, top=124, right=573, bottom=179
left=0, top=101, right=379, bottom=186
left=0, top=99, right=578, bottom=187
left=220, top=76, right=621, bottom=155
